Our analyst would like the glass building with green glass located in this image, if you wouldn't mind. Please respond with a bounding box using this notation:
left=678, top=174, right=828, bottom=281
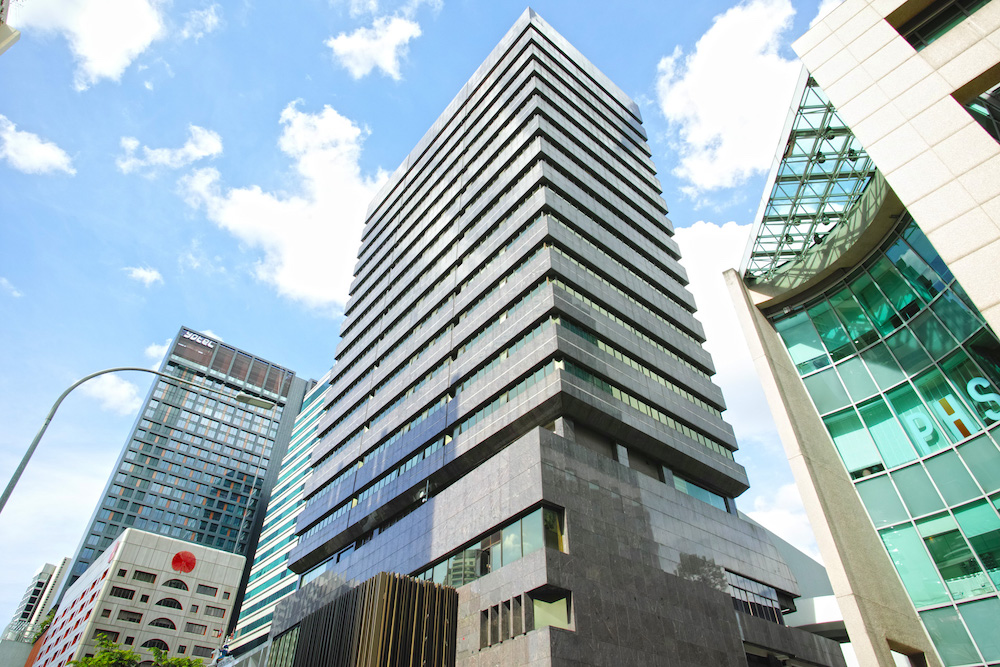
left=729, top=1, right=1000, bottom=662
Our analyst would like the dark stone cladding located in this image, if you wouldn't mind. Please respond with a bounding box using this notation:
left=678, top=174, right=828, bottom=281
left=275, top=10, right=845, bottom=665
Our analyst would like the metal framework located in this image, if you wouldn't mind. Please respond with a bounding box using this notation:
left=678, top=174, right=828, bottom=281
left=742, top=76, right=876, bottom=281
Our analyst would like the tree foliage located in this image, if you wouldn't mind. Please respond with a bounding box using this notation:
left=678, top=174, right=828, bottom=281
left=69, top=636, right=205, bottom=667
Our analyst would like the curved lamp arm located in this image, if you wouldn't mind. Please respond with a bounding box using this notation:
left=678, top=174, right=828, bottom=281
left=0, top=367, right=239, bottom=516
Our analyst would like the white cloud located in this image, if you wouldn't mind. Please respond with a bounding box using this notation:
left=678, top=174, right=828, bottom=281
left=144, top=80, right=154, bottom=90
left=326, top=15, right=421, bottom=80
left=179, top=238, right=227, bottom=274
left=117, top=125, right=222, bottom=174
left=180, top=100, right=386, bottom=311
left=200, top=329, right=222, bottom=340
left=811, top=0, right=844, bottom=27
left=124, top=266, right=163, bottom=286
left=78, top=374, right=144, bottom=415
left=14, top=0, right=165, bottom=90
left=180, top=4, right=222, bottom=41
left=0, top=277, right=23, bottom=298
left=0, top=115, right=76, bottom=175
left=144, top=338, right=171, bottom=367
left=748, top=483, right=822, bottom=562
left=346, top=0, right=378, bottom=16
left=655, top=0, right=799, bottom=195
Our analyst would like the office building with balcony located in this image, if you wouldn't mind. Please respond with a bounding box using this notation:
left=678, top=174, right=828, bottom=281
left=264, top=10, right=847, bottom=666
left=728, top=1, right=1000, bottom=665
left=62, top=328, right=310, bottom=624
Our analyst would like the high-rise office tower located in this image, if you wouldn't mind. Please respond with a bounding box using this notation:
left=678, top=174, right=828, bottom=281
left=728, top=0, right=1000, bottom=665
left=2, top=559, right=69, bottom=643
left=264, top=10, right=847, bottom=666
left=63, top=327, right=310, bottom=622
left=229, top=374, right=331, bottom=653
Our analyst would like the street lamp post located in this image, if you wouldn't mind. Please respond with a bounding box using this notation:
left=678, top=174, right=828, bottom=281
left=0, top=366, right=275, bottom=517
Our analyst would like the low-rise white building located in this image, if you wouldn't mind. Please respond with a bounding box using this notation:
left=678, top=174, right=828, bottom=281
left=31, top=529, right=244, bottom=667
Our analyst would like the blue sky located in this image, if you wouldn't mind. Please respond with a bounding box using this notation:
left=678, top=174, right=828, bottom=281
left=0, top=0, right=835, bottom=619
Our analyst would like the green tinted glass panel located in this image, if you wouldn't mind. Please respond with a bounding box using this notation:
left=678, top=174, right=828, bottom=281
left=903, top=220, right=953, bottom=283
left=823, top=409, right=882, bottom=475
left=862, top=344, right=906, bottom=390
left=959, top=597, right=1000, bottom=662
left=880, top=524, right=950, bottom=606
left=803, top=368, right=851, bottom=414
left=886, top=384, right=948, bottom=456
left=892, top=464, right=945, bottom=517
left=941, top=349, right=1000, bottom=428
left=837, top=358, right=877, bottom=401
left=917, top=513, right=992, bottom=599
left=502, top=522, right=522, bottom=567
left=808, top=300, right=855, bottom=361
left=856, top=475, right=908, bottom=527
left=931, top=290, right=981, bottom=343
left=432, top=561, right=448, bottom=585
left=920, top=606, right=981, bottom=667
left=914, top=368, right=981, bottom=443
left=885, top=236, right=945, bottom=301
left=958, top=436, right=1000, bottom=493
left=954, top=500, right=1000, bottom=588
left=776, top=311, right=829, bottom=374
left=858, top=397, right=916, bottom=468
left=967, top=330, right=1000, bottom=391
left=850, top=273, right=902, bottom=335
left=870, top=256, right=921, bottom=319
left=532, top=595, right=570, bottom=630
left=910, top=311, right=957, bottom=360
left=829, top=288, right=879, bottom=349
left=925, top=451, right=980, bottom=506
left=543, top=508, right=564, bottom=551
left=521, top=509, right=543, bottom=556
left=886, top=328, right=931, bottom=375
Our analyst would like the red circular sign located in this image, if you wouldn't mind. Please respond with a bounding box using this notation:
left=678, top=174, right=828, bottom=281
left=172, top=551, right=197, bottom=573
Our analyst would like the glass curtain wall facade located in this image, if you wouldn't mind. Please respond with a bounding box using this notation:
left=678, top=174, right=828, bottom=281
left=63, top=328, right=308, bottom=600
left=229, top=375, right=329, bottom=652
left=771, top=216, right=1000, bottom=665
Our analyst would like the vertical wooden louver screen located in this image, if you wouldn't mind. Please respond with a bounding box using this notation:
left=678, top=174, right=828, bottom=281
left=268, top=572, right=458, bottom=667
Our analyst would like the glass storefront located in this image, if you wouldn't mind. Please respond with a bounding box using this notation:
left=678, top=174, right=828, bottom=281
left=771, top=215, right=1000, bottom=667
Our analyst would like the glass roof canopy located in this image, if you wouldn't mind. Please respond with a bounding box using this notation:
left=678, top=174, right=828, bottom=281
left=741, top=75, right=877, bottom=281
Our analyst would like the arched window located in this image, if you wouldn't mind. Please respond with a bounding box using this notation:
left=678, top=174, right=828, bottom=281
left=154, top=598, right=182, bottom=610
left=162, top=579, right=188, bottom=591
left=148, top=618, right=176, bottom=630
left=140, top=639, right=169, bottom=651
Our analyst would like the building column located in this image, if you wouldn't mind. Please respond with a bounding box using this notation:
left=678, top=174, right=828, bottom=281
left=725, top=269, right=942, bottom=667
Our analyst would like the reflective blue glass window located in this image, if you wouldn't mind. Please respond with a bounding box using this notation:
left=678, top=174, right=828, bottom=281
left=903, top=221, right=953, bottom=283
left=885, top=235, right=945, bottom=302
left=940, top=349, right=1000, bottom=428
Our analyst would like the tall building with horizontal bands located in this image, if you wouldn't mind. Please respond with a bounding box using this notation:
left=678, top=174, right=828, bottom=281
left=263, top=10, right=847, bottom=666
left=729, top=0, right=1000, bottom=665
left=62, top=327, right=310, bottom=637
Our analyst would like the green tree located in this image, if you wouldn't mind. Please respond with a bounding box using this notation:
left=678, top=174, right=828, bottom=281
left=31, top=609, right=56, bottom=643
left=69, top=636, right=205, bottom=667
